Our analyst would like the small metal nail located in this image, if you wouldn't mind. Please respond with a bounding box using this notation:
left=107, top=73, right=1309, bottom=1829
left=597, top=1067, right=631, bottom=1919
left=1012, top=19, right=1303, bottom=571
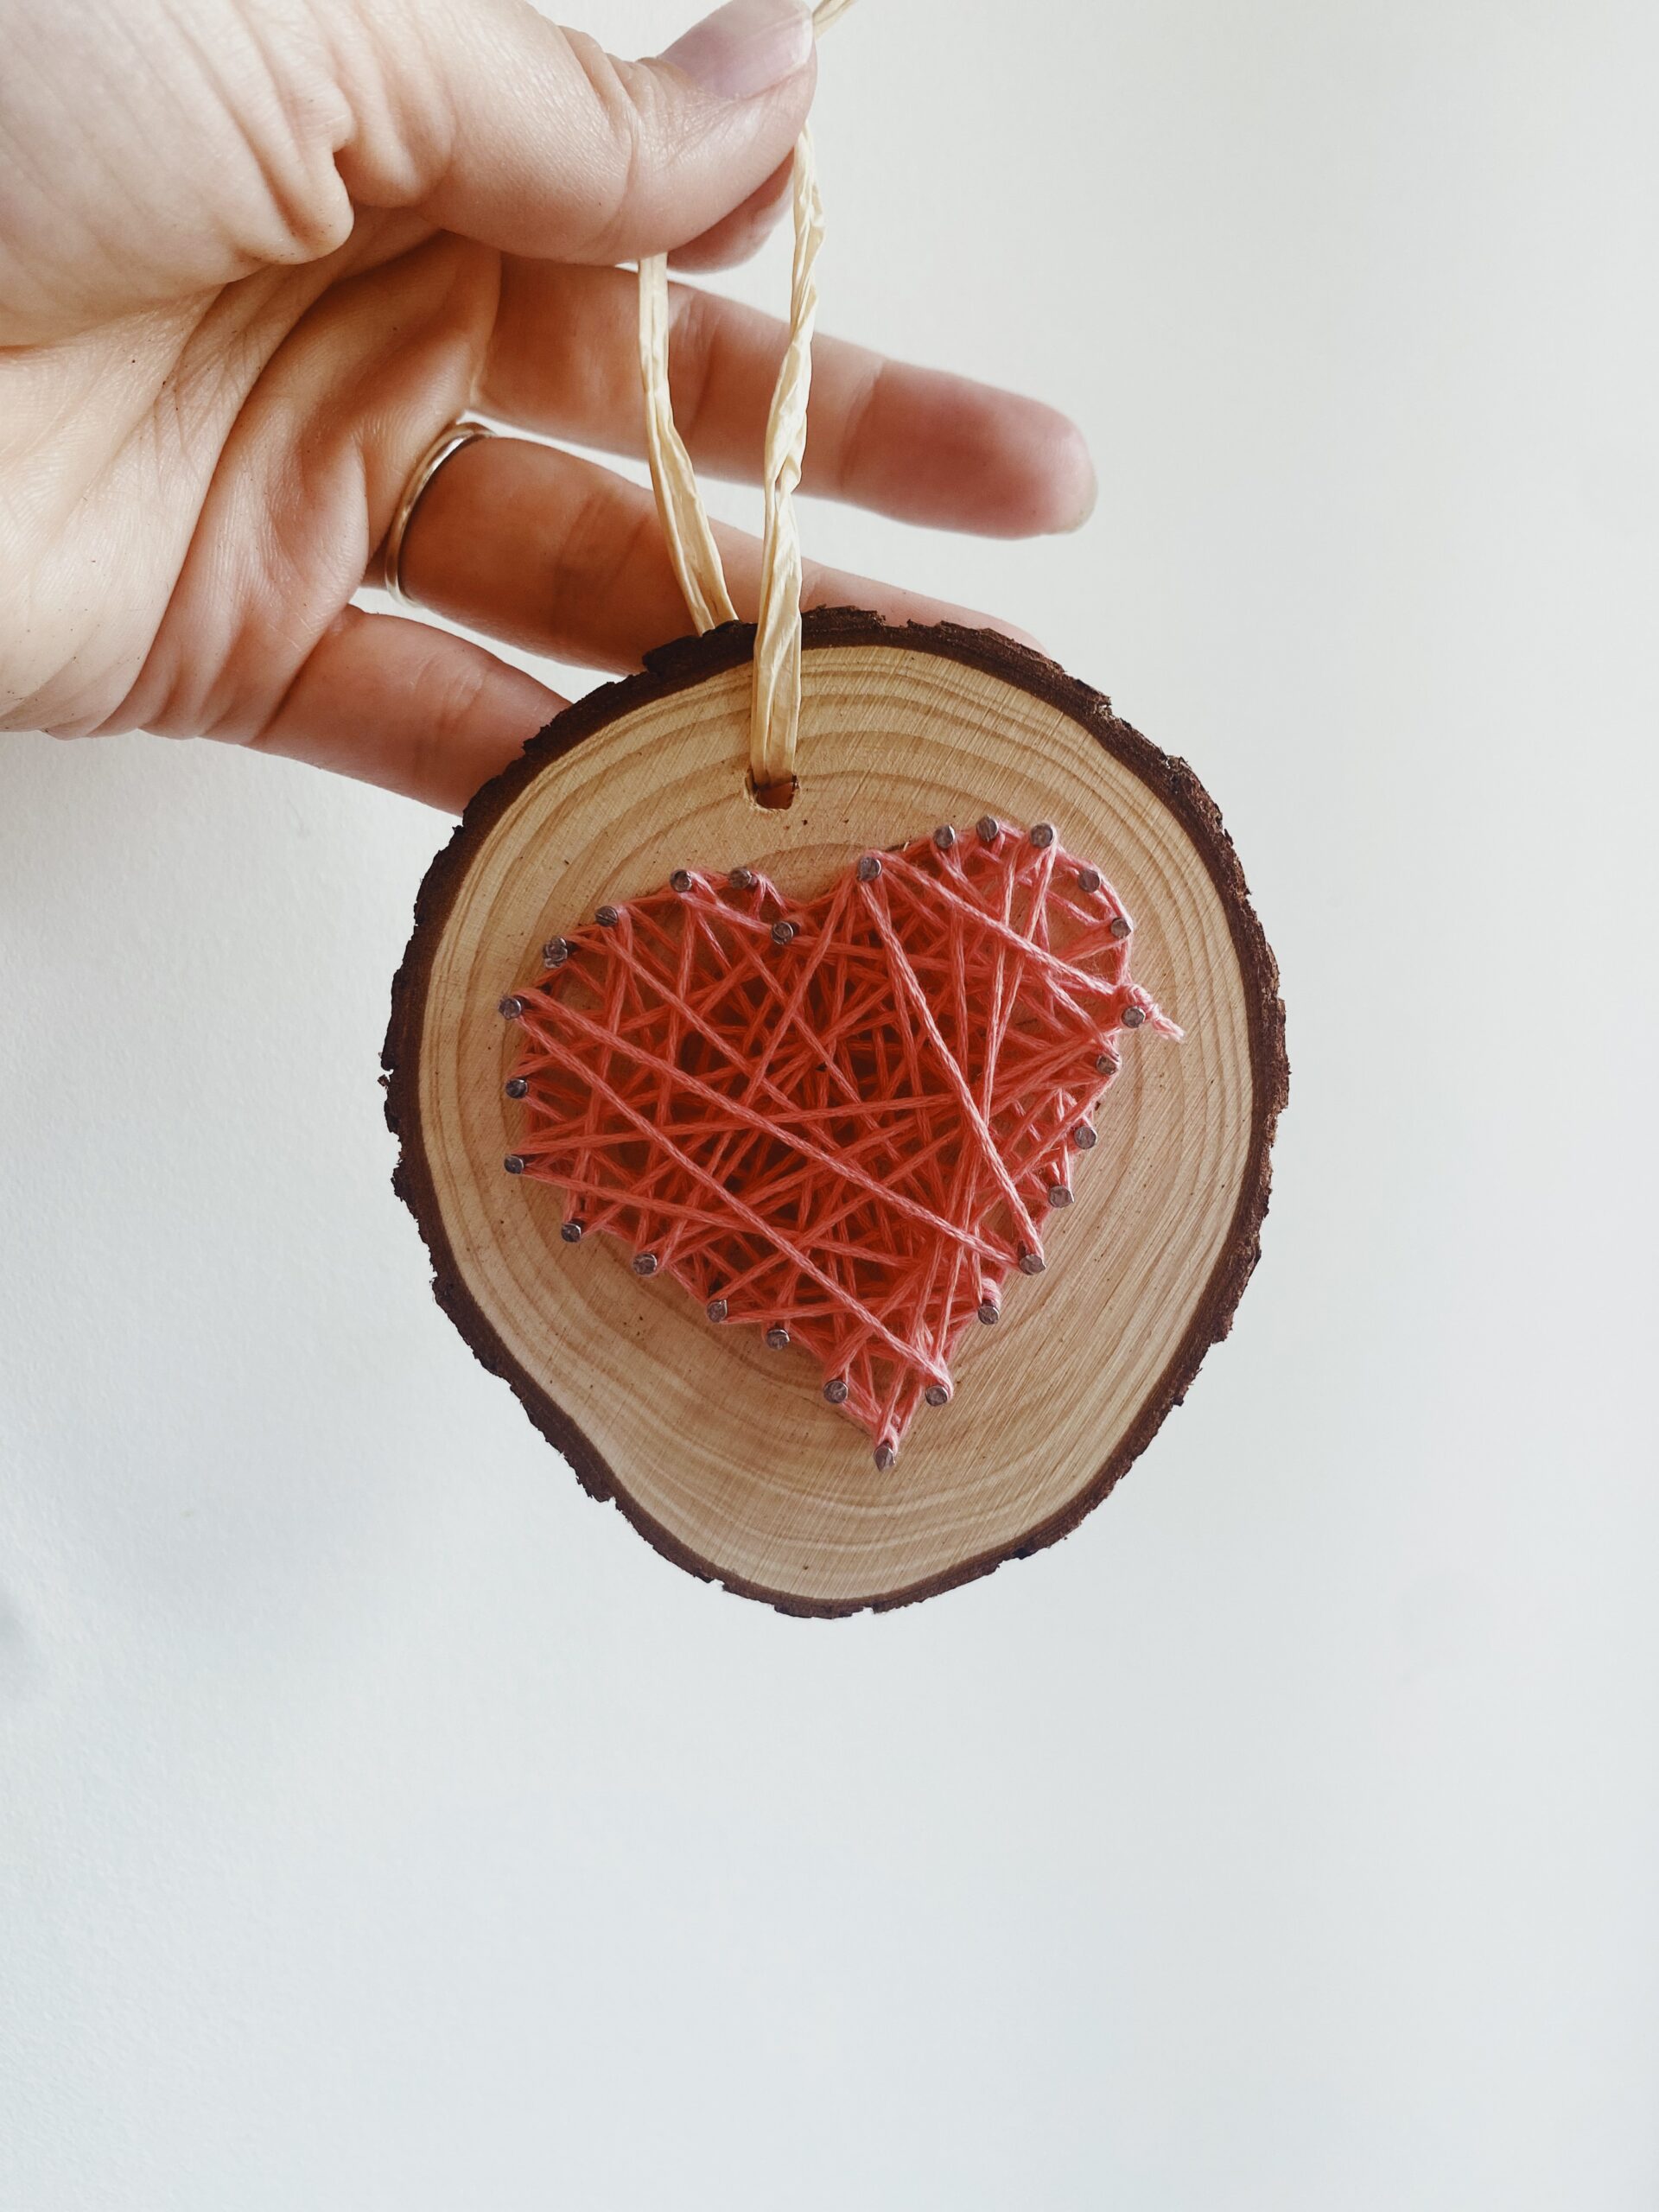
left=771, top=918, right=797, bottom=945
left=977, top=1299, right=1001, bottom=1325
left=1071, top=1122, right=1097, bottom=1151
left=670, top=869, right=692, bottom=894
left=542, top=938, right=569, bottom=968
left=1046, top=1185, right=1072, bottom=1208
left=933, top=823, right=957, bottom=850
left=1018, top=1248, right=1046, bottom=1275
left=1077, top=866, right=1102, bottom=894
left=976, top=815, right=1001, bottom=843
left=823, top=1377, right=849, bottom=1405
left=632, top=1252, right=658, bottom=1276
left=728, top=867, right=756, bottom=892
left=706, top=1297, right=728, bottom=1323
left=503, top=1154, right=526, bottom=1175
left=1121, top=1003, right=1147, bottom=1029
left=1109, top=914, right=1132, bottom=940
left=766, top=1325, right=791, bottom=1350
left=596, top=904, right=620, bottom=928
left=504, top=1077, right=528, bottom=1099
left=1096, top=1050, right=1120, bottom=1076
left=499, top=995, right=525, bottom=1019
left=560, top=1219, right=584, bottom=1244
left=1030, top=822, right=1056, bottom=849
left=924, top=1382, right=950, bottom=1408
left=856, top=853, right=881, bottom=881
left=874, top=1442, right=897, bottom=1471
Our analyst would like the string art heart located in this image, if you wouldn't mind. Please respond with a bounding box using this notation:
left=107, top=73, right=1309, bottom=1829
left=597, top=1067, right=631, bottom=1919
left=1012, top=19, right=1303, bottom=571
left=497, top=818, right=1179, bottom=1465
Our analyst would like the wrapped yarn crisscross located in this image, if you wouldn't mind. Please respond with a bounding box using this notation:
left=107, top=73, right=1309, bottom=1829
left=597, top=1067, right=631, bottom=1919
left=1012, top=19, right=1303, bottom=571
left=501, top=823, right=1177, bottom=1462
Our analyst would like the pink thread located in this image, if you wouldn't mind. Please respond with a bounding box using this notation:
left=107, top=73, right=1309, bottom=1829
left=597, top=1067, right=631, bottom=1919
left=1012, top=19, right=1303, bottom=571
left=502, top=822, right=1178, bottom=1465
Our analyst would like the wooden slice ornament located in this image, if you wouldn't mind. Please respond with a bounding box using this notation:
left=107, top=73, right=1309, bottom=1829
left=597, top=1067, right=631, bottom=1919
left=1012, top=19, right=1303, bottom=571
left=384, top=7, right=1287, bottom=1615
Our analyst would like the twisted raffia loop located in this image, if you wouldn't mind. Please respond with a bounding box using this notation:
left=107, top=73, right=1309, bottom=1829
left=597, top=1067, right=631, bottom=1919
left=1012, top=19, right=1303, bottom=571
left=638, top=254, right=735, bottom=634
left=639, top=0, right=854, bottom=794
left=749, top=127, right=824, bottom=791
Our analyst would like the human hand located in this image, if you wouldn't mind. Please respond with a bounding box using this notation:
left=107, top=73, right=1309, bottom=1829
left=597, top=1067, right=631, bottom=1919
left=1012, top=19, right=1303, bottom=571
left=0, top=0, right=1096, bottom=810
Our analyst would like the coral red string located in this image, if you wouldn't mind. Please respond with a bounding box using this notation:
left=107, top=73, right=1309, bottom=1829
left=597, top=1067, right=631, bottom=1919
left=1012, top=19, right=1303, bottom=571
left=500, top=821, right=1178, bottom=1465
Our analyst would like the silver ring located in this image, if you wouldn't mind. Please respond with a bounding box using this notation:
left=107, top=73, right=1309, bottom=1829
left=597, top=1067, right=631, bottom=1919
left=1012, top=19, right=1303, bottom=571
left=381, top=420, right=497, bottom=607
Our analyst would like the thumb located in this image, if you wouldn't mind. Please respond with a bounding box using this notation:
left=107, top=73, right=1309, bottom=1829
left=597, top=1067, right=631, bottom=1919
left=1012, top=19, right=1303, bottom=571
left=346, top=0, right=817, bottom=264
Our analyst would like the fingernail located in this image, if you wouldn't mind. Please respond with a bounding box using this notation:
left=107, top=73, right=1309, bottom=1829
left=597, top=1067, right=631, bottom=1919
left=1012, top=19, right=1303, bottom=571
left=1067, top=453, right=1100, bottom=531
left=1044, top=418, right=1098, bottom=533
left=660, top=0, right=814, bottom=99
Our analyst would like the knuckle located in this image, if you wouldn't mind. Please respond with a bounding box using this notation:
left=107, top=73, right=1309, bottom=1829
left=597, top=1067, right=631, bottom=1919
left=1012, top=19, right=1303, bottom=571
left=551, top=475, right=653, bottom=607
left=835, top=357, right=889, bottom=497
left=670, top=286, right=724, bottom=447
left=562, top=35, right=664, bottom=260
left=404, top=645, right=493, bottom=793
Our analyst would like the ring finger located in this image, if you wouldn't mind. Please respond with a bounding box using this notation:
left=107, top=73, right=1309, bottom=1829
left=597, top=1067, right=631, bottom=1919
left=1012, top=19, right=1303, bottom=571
left=395, top=431, right=1037, bottom=673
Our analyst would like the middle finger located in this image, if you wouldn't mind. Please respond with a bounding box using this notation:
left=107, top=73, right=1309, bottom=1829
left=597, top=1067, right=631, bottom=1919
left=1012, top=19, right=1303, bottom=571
left=479, top=262, right=1096, bottom=541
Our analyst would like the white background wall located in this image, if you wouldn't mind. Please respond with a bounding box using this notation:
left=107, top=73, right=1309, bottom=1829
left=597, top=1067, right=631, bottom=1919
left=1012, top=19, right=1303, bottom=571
left=3, top=2, right=1657, bottom=2205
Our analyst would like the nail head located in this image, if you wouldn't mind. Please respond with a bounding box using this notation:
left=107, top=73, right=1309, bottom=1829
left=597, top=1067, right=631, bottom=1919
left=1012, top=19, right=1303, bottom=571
left=502, top=1154, right=525, bottom=1174
left=856, top=854, right=881, bottom=881
left=766, top=1325, right=791, bottom=1350
left=1077, top=866, right=1102, bottom=894
left=977, top=1299, right=1001, bottom=1325
left=1071, top=1122, right=1097, bottom=1150
left=933, top=823, right=957, bottom=849
left=1109, top=914, right=1132, bottom=940
left=542, top=938, right=569, bottom=968
left=823, top=1377, right=849, bottom=1404
left=728, top=867, right=755, bottom=892
left=559, top=1219, right=584, bottom=1243
left=874, top=1442, right=897, bottom=1471
left=670, top=868, right=692, bottom=893
left=632, top=1252, right=658, bottom=1276
left=504, top=1076, right=528, bottom=1099
left=1030, top=822, right=1056, bottom=849
left=706, top=1297, right=728, bottom=1323
left=771, top=918, right=797, bottom=945
left=924, top=1382, right=950, bottom=1408
left=1018, top=1248, right=1046, bottom=1275
left=595, top=904, right=620, bottom=928
left=1121, top=1003, right=1147, bottom=1029
left=498, top=995, right=524, bottom=1019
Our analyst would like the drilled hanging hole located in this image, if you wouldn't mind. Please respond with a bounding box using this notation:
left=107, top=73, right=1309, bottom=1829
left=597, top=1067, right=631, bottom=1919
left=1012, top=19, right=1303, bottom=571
left=748, top=772, right=798, bottom=812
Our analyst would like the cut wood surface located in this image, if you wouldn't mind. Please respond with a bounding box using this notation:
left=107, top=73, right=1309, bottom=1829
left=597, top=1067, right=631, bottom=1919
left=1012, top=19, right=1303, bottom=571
left=384, top=612, right=1287, bottom=1615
